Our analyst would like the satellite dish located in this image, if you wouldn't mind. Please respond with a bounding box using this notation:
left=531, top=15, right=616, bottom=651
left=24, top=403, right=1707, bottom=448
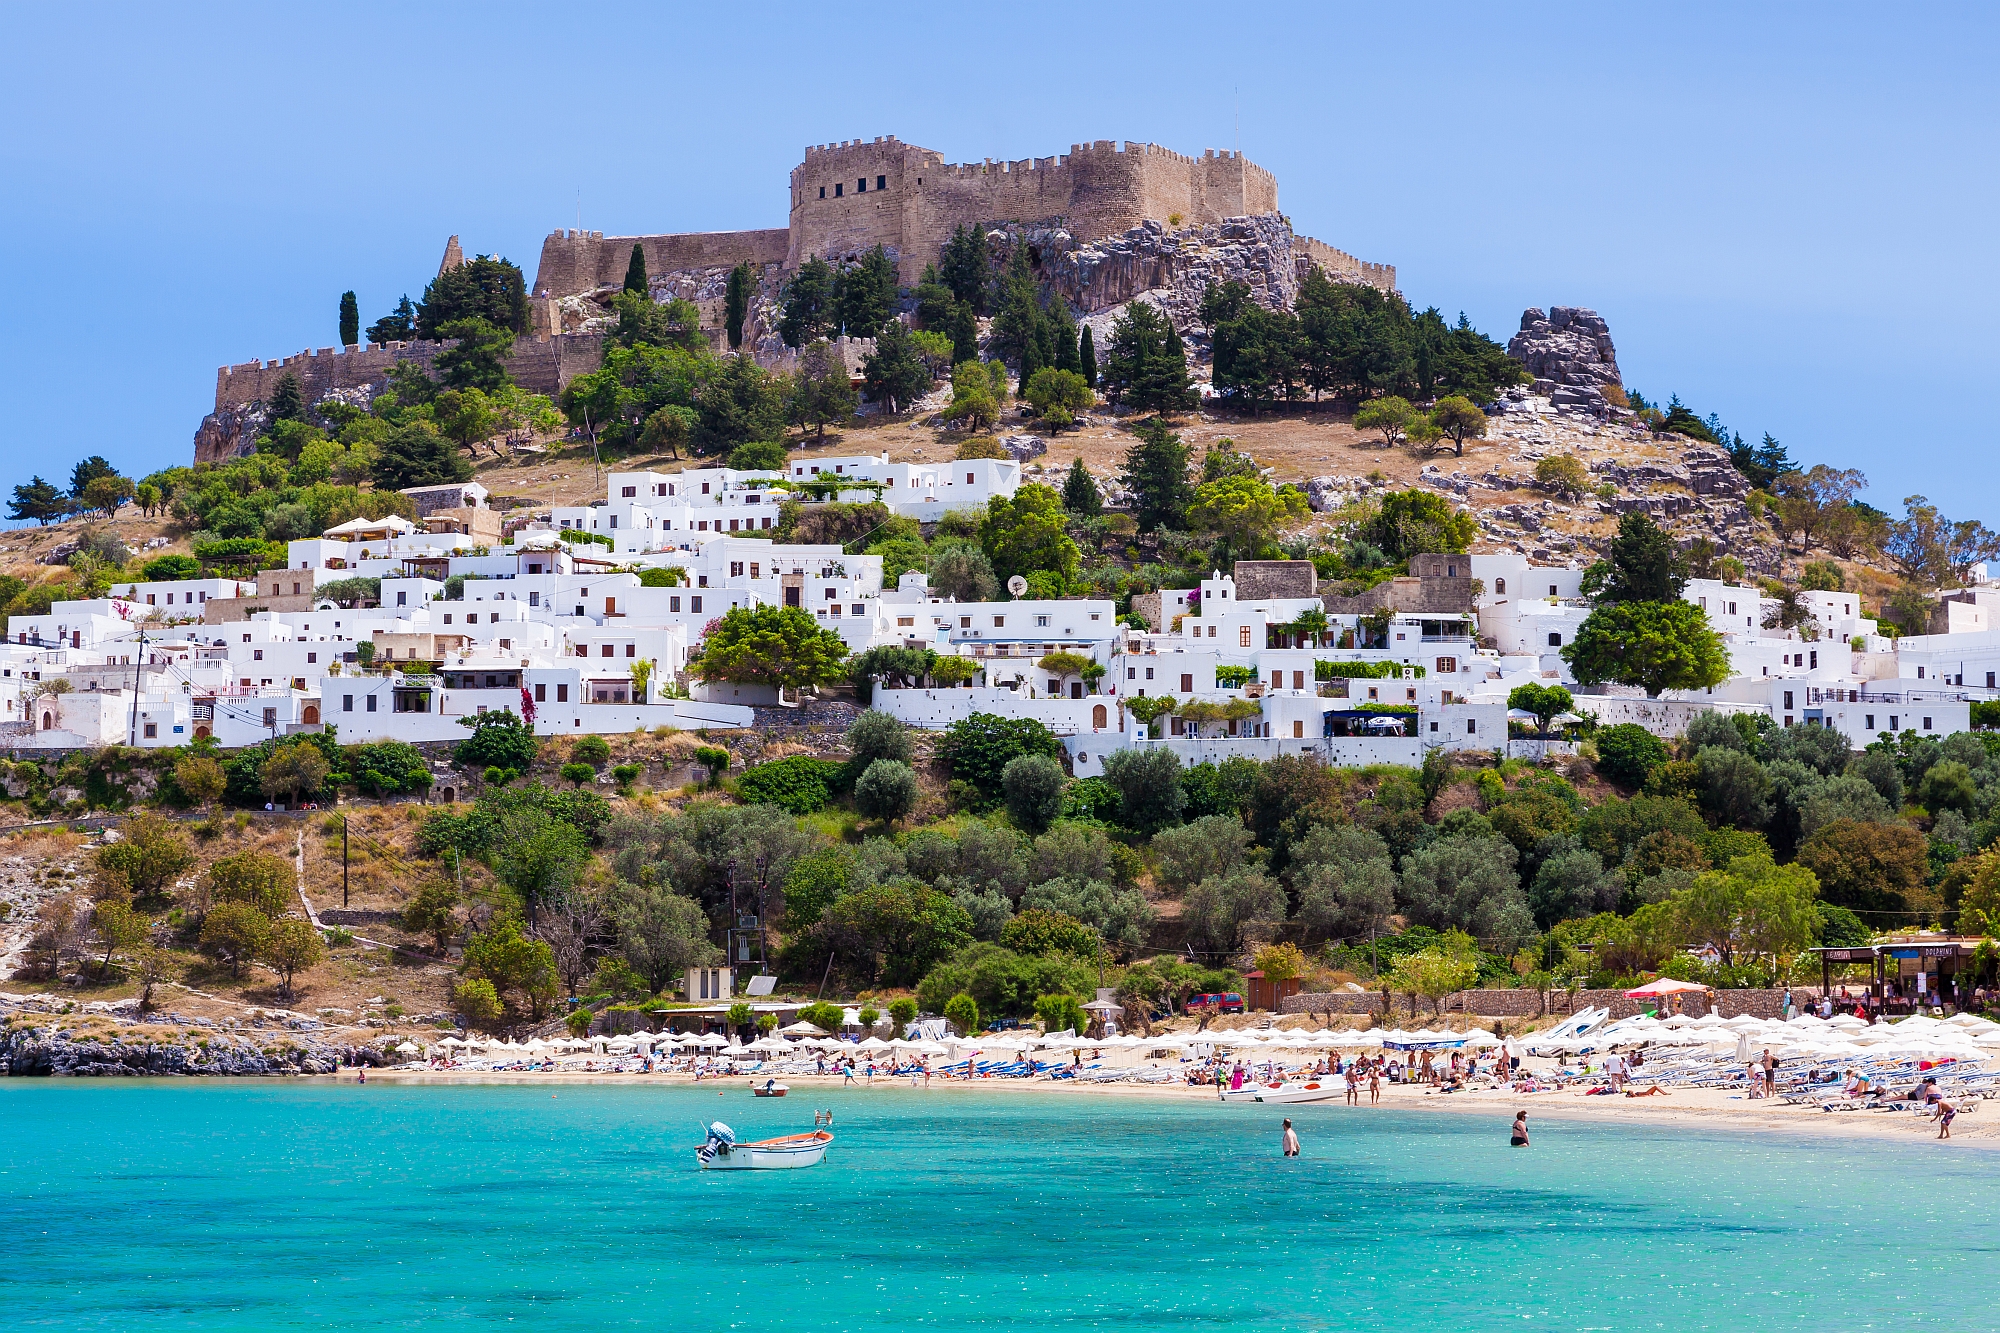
left=1007, top=575, right=1028, bottom=597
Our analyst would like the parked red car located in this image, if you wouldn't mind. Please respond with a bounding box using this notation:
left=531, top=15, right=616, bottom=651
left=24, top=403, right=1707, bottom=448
left=1187, top=992, right=1245, bottom=1015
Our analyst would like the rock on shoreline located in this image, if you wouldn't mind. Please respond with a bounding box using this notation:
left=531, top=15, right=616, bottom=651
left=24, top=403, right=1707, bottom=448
left=0, top=1021, right=341, bottom=1076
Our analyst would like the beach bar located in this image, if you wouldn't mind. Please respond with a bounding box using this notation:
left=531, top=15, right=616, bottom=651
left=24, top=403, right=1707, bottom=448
left=1811, top=938, right=1992, bottom=1015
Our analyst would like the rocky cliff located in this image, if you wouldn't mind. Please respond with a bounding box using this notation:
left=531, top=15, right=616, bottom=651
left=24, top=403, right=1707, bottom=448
left=1506, top=306, right=1624, bottom=414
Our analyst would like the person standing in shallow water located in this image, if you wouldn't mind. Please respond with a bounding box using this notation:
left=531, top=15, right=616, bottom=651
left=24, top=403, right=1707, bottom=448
left=1510, top=1111, right=1529, bottom=1146
left=1282, top=1119, right=1300, bottom=1157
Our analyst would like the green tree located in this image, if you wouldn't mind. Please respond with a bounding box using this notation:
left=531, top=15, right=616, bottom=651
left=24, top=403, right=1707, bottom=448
left=454, top=710, right=539, bottom=771
left=90, top=898, right=147, bottom=980
left=615, top=881, right=716, bottom=994
left=260, top=742, right=330, bottom=805
left=1593, top=723, right=1672, bottom=788
left=861, top=321, right=933, bottom=413
left=1358, top=489, right=1476, bottom=560
left=1189, top=474, right=1308, bottom=561
left=401, top=880, right=460, bottom=953
left=338, top=290, right=359, bottom=347
left=944, top=991, right=980, bottom=1036
left=1507, top=681, right=1575, bottom=740
left=1353, top=395, right=1414, bottom=448
left=365, top=295, right=417, bottom=345
left=453, top=978, right=503, bottom=1025
left=207, top=850, right=294, bottom=919
left=262, top=917, right=325, bottom=999
left=944, top=360, right=1000, bottom=432
left=7, top=475, right=67, bottom=525
left=417, top=255, right=528, bottom=338
left=198, top=901, right=268, bottom=977
left=846, top=708, right=914, bottom=767
left=1024, top=367, right=1093, bottom=427
left=143, top=553, right=201, bottom=581
left=1423, top=396, right=1486, bottom=457
left=494, top=814, right=589, bottom=926
left=571, top=734, right=611, bottom=769
left=784, top=339, right=858, bottom=441
left=1565, top=600, right=1731, bottom=698
left=623, top=242, right=648, bottom=295
left=939, top=224, right=990, bottom=311
left=1061, top=458, right=1101, bottom=516
left=814, top=882, right=974, bottom=987
left=1098, top=301, right=1195, bottom=414
left=940, top=712, right=1063, bottom=803
left=92, top=812, right=194, bottom=901
left=1035, top=992, right=1087, bottom=1034
left=371, top=421, right=472, bottom=489
left=779, top=255, right=838, bottom=347
left=1121, top=416, right=1193, bottom=533
left=854, top=758, right=921, bottom=827
left=433, top=317, right=515, bottom=392
left=1100, top=746, right=1186, bottom=833
left=690, top=605, right=851, bottom=692
left=267, top=376, right=307, bottom=426
left=1535, top=453, right=1590, bottom=500
left=981, top=484, right=1081, bottom=589
left=836, top=244, right=899, bottom=337
left=1002, top=754, right=1067, bottom=834
left=1602, top=511, right=1687, bottom=603
left=461, top=915, right=560, bottom=1018
left=1796, top=818, right=1928, bottom=917
left=724, top=261, right=755, bottom=349
left=1001, top=908, right=1100, bottom=958
left=1078, top=323, right=1097, bottom=387
left=172, top=754, right=227, bottom=809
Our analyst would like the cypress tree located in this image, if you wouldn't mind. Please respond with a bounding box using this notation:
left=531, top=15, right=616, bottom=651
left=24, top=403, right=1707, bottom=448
left=269, top=372, right=307, bottom=425
left=623, top=243, right=648, bottom=295
left=1062, top=457, right=1101, bottom=516
left=948, top=302, right=980, bottom=365
left=1079, top=324, right=1097, bottom=387
left=338, top=291, right=359, bottom=347
left=1051, top=303, right=1080, bottom=374
left=724, top=262, right=754, bottom=349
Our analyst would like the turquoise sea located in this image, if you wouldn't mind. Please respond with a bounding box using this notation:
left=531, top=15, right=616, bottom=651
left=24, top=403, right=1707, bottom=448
left=0, top=1081, right=1990, bottom=1331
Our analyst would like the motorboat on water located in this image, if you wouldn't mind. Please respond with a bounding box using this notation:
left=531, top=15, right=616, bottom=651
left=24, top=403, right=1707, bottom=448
left=696, top=1122, right=832, bottom=1170
left=752, top=1079, right=789, bottom=1097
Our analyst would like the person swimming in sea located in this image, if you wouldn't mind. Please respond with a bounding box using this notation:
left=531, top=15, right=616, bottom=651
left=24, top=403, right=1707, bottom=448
left=1510, top=1111, right=1529, bottom=1147
left=1282, top=1119, right=1300, bottom=1157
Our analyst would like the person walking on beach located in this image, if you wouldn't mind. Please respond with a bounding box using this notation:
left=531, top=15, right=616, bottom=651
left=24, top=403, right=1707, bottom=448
left=1510, top=1111, right=1529, bottom=1147
left=1760, top=1048, right=1777, bottom=1098
left=1282, top=1119, right=1300, bottom=1157
left=842, top=1061, right=855, bottom=1087
left=1345, top=1065, right=1359, bottom=1106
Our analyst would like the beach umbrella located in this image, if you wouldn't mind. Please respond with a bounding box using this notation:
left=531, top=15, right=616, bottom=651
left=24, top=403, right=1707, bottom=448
left=855, top=1036, right=892, bottom=1052
left=395, top=1041, right=419, bottom=1054
left=1624, top=977, right=1710, bottom=999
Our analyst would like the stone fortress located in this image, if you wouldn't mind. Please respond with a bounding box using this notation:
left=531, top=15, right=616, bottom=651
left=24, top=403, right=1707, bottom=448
left=197, top=134, right=1394, bottom=460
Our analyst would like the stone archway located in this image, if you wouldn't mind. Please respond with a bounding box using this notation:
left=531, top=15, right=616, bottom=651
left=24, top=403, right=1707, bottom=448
left=439, top=785, right=458, bottom=803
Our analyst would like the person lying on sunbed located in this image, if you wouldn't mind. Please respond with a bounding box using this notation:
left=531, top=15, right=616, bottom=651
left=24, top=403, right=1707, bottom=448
left=1624, top=1085, right=1668, bottom=1097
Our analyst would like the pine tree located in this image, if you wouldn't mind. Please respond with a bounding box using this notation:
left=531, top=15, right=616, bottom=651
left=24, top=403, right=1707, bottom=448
left=1604, top=511, right=1687, bottom=603
left=724, top=262, right=754, bottom=349
left=948, top=302, right=980, bottom=365
left=1062, top=457, right=1101, bottom=516
left=623, top=243, right=648, bottom=295
left=1120, top=416, right=1193, bottom=532
left=778, top=257, right=838, bottom=348
left=1051, top=302, right=1080, bottom=374
left=939, top=223, right=990, bottom=312
left=1078, top=324, right=1097, bottom=387
left=862, top=321, right=933, bottom=414
left=836, top=245, right=899, bottom=338
left=269, top=372, right=307, bottom=425
left=366, top=295, right=417, bottom=345
left=338, top=291, right=359, bottom=347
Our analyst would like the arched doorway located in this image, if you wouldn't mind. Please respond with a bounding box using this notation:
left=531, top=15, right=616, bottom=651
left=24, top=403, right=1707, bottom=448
left=40, top=712, right=54, bottom=730
left=1092, top=704, right=1107, bottom=730
left=302, top=704, right=320, bottom=725
left=194, top=725, right=210, bottom=740
left=438, top=785, right=458, bottom=803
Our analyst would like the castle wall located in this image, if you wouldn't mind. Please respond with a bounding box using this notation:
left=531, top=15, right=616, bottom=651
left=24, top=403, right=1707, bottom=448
left=530, top=227, right=790, bottom=301
left=210, top=334, right=605, bottom=413
left=1297, top=235, right=1396, bottom=292
left=786, top=137, right=1284, bottom=285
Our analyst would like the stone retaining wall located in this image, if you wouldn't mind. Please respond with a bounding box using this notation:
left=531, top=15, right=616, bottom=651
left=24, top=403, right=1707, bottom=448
left=1282, top=988, right=1816, bottom=1022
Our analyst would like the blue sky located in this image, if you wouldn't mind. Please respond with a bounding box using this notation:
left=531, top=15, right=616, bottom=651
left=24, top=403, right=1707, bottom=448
left=3, top=2, right=1994, bottom=528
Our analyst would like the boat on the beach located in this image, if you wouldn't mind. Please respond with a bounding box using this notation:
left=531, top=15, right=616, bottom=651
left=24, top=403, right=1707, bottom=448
left=696, top=1122, right=832, bottom=1170
left=1251, top=1080, right=1342, bottom=1103
left=752, top=1079, right=789, bottom=1097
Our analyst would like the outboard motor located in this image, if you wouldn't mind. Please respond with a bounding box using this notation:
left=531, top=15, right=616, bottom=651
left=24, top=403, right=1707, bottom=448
left=696, top=1121, right=736, bottom=1166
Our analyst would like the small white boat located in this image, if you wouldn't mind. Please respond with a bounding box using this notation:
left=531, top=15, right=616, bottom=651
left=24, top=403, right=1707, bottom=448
left=696, top=1122, right=832, bottom=1170
left=1252, top=1080, right=1343, bottom=1104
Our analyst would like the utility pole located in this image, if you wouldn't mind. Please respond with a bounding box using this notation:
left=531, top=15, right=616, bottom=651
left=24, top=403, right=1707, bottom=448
left=341, top=814, right=350, bottom=908
left=126, top=623, right=147, bottom=747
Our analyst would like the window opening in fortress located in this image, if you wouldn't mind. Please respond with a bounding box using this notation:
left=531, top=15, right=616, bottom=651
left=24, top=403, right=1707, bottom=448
left=876, top=174, right=886, bottom=189
left=857, top=178, right=866, bottom=192
left=834, top=183, right=842, bottom=197
left=818, top=186, right=825, bottom=199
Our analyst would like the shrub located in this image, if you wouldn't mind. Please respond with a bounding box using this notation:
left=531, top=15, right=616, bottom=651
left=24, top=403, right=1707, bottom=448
left=943, top=992, right=979, bottom=1036
left=206, top=851, right=293, bottom=918
left=199, top=901, right=269, bottom=977
left=1001, top=907, right=1100, bottom=958
left=846, top=709, right=913, bottom=768
left=564, top=1008, right=593, bottom=1037
left=1034, top=992, right=1087, bottom=1034
left=400, top=881, right=459, bottom=952
left=454, top=711, right=538, bottom=772
left=888, top=997, right=918, bottom=1029
left=854, top=759, right=921, bottom=826
left=559, top=762, right=596, bottom=788
left=736, top=756, right=844, bottom=814
left=796, top=1000, right=845, bottom=1033
left=1595, top=723, right=1670, bottom=788
left=693, top=745, right=731, bottom=782
left=611, top=763, right=643, bottom=790
left=939, top=712, right=1062, bottom=803
left=453, top=978, right=503, bottom=1025
left=728, top=440, right=788, bottom=470
left=570, top=735, right=611, bottom=768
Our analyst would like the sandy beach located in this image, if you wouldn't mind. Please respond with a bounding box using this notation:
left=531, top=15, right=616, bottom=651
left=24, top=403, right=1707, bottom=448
left=327, top=1064, right=1995, bottom=1148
